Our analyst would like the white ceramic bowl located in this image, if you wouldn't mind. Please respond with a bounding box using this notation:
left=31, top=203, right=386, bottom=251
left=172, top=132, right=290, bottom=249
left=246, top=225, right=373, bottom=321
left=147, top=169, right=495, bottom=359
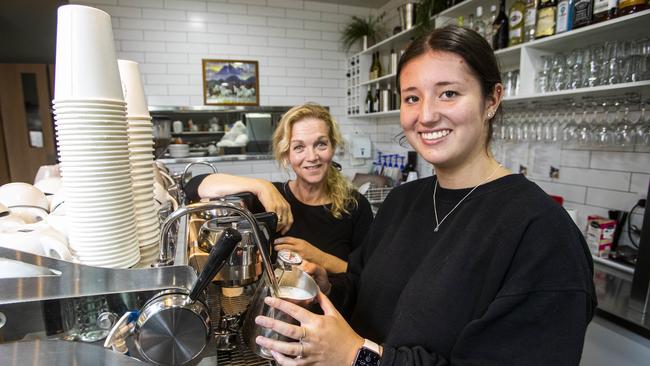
left=34, top=177, right=63, bottom=195
left=0, top=182, right=50, bottom=211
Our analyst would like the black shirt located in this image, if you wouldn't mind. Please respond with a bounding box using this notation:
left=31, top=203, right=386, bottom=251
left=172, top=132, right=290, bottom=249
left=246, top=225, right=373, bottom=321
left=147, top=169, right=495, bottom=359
left=330, top=174, right=596, bottom=365
left=272, top=181, right=373, bottom=261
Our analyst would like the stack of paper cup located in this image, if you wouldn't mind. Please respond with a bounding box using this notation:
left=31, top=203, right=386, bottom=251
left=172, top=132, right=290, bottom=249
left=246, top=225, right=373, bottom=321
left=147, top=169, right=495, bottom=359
left=118, top=59, right=160, bottom=267
left=53, top=5, right=140, bottom=268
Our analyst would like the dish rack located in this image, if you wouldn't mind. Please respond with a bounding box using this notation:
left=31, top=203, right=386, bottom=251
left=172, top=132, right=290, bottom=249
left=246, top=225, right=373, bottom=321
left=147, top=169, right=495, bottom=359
left=363, top=186, right=392, bottom=215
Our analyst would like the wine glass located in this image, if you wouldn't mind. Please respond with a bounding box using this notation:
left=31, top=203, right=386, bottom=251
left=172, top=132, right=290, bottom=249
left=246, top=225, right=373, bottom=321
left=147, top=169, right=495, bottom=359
left=562, top=103, right=580, bottom=147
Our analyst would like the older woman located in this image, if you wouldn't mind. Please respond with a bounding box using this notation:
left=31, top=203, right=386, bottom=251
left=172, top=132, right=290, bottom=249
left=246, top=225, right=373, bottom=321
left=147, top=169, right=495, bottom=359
left=253, top=26, right=596, bottom=366
left=197, top=103, right=372, bottom=274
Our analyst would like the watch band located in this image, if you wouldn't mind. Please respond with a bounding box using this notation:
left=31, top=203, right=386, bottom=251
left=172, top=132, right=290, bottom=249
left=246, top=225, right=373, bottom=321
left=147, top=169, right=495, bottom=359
left=352, top=339, right=381, bottom=366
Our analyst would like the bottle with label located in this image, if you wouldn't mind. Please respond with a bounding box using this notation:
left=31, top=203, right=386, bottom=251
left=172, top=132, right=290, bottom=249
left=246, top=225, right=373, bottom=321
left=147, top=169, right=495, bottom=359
left=474, top=6, right=486, bottom=38
left=618, top=0, right=647, bottom=15
left=524, top=0, right=538, bottom=42
left=572, top=0, right=592, bottom=28
left=369, top=52, right=376, bottom=81
left=486, top=5, right=498, bottom=47
left=365, top=88, right=373, bottom=114
left=493, top=0, right=510, bottom=50
left=556, top=0, right=574, bottom=33
left=373, top=83, right=380, bottom=113
left=375, top=52, right=383, bottom=79
left=535, top=0, right=557, bottom=39
left=509, top=0, right=526, bottom=46
left=390, top=49, right=398, bottom=75
left=592, top=0, right=618, bottom=22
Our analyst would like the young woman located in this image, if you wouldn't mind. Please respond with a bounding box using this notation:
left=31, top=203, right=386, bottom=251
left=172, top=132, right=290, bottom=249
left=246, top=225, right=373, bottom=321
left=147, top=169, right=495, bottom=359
left=253, top=26, right=596, bottom=365
left=197, top=103, right=373, bottom=274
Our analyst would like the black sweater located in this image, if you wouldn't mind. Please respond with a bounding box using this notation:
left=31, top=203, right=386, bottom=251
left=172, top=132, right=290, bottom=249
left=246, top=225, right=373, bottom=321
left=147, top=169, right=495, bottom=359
left=330, top=174, right=596, bottom=366
left=272, top=181, right=373, bottom=261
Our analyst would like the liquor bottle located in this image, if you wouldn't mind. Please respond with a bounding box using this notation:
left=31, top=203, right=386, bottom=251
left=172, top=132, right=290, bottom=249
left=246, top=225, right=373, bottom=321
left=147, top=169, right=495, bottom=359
left=474, top=6, right=486, bottom=38
left=369, top=52, right=376, bottom=80
left=390, top=49, right=398, bottom=75
left=572, top=0, right=592, bottom=28
left=467, top=13, right=475, bottom=31
left=556, top=0, right=574, bottom=33
left=524, top=0, right=538, bottom=42
left=535, top=0, right=557, bottom=39
left=592, top=0, right=618, bottom=22
left=618, top=0, right=646, bottom=15
left=493, top=0, right=510, bottom=50
left=375, top=52, right=383, bottom=79
left=365, top=88, right=373, bottom=114
left=486, top=5, right=498, bottom=48
left=373, top=83, right=380, bottom=113
left=509, top=0, right=526, bottom=46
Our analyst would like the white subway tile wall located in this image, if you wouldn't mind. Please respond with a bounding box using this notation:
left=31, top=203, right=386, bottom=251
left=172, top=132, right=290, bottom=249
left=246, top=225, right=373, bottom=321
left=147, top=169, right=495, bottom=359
left=72, top=0, right=380, bottom=178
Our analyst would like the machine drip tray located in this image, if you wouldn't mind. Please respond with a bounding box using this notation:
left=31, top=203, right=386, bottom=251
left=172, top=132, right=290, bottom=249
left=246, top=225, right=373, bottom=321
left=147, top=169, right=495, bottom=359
left=206, top=283, right=273, bottom=366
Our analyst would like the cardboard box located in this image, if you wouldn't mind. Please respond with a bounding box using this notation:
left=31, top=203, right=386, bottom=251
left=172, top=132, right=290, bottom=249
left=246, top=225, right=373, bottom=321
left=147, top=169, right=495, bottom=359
left=585, top=215, right=616, bottom=258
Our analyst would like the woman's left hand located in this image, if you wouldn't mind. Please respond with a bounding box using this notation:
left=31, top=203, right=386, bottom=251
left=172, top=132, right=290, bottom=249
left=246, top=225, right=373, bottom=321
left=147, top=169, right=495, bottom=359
left=254, top=291, right=364, bottom=365
left=274, top=236, right=326, bottom=265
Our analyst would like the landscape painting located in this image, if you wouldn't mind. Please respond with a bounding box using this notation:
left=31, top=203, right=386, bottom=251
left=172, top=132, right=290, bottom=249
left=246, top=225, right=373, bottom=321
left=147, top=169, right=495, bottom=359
left=202, top=59, right=259, bottom=106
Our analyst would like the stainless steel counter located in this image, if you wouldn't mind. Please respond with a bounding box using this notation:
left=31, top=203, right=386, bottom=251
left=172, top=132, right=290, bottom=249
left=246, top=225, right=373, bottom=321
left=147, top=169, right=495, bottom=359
left=158, top=154, right=273, bottom=165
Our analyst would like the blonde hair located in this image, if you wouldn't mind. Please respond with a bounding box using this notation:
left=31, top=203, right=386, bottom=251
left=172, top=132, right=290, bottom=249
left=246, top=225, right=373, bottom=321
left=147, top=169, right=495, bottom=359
left=272, top=103, right=357, bottom=219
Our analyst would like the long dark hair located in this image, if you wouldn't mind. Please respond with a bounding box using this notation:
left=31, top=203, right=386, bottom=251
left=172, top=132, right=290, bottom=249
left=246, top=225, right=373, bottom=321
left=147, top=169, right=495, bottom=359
left=396, top=25, right=503, bottom=148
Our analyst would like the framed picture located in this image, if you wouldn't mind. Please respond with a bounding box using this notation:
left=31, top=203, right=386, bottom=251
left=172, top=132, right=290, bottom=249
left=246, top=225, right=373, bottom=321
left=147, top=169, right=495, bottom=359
left=202, top=59, right=259, bottom=106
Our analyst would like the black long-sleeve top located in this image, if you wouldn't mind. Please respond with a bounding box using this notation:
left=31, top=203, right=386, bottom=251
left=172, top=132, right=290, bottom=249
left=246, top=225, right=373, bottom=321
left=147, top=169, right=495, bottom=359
left=329, top=174, right=596, bottom=365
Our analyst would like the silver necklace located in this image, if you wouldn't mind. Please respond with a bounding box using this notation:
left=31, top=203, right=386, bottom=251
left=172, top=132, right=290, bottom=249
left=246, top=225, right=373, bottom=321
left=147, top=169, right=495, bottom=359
left=433, top=164, right=501, bottom=232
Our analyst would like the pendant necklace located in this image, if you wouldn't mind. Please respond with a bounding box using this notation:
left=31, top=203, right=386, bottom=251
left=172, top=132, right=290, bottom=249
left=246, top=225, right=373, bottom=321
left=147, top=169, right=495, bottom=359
left=433, top=164, right=502, bottom=232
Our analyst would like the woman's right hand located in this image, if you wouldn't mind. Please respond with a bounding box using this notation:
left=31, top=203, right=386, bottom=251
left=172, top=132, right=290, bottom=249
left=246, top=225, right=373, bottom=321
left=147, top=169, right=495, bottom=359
left=256, top=181, right=293, bottom=234
left=300, top=260, right=331, bottom=295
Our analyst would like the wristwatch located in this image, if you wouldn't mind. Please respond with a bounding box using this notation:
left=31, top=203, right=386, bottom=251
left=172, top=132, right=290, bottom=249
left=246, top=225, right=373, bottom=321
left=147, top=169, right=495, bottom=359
left=352, top=339, right=381, bottom=366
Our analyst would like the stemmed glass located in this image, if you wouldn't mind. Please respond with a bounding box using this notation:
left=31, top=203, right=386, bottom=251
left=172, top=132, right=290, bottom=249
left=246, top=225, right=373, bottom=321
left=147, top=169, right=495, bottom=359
left=637, top=100, right=650, bottom=151
left=613, top=98, right=637, bottom=148
left=576, top=102, right=594, bottom=148
left=591, top=101, right=613, bottom=149
left=562, top=103, right=580, bottom=147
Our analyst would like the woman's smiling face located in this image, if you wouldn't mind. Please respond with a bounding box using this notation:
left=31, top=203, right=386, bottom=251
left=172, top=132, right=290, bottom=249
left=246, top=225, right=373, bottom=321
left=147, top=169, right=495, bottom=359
left=288, top=117, right=334, bottom=186
left=399, top=50, right=494, bottom=169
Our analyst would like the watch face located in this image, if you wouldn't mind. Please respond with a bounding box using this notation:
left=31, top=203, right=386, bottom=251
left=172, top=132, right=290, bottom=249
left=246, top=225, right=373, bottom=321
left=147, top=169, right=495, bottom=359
left=354, top=347, right=381, bottom=366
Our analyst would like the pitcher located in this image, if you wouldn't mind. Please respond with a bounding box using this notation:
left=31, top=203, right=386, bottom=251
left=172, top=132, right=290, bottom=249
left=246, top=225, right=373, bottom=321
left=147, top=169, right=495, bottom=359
left=242, top=250, right=319, bottom=359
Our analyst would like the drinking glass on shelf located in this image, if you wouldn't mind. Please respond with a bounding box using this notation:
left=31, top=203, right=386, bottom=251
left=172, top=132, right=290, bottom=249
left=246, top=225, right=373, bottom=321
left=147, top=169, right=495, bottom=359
left=603, top=40, right=622, bottom=85
left=583, top=46, right=602, bottom=88
left=537, top=56, right=551, bottom=94
left=551, top=54, right=567, bottom=91
left=566, top=48, right=582, bottom=90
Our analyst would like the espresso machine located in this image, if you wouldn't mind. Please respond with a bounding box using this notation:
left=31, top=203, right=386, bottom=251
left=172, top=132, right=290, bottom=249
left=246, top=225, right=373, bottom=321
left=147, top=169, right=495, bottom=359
left=0, top=198, right=281, bottom=365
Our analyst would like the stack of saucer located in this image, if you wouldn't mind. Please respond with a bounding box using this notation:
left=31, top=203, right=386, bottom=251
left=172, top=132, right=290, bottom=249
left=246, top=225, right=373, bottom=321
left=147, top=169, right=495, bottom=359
left=169, top=144, right=190, bottom=158
left=52, top=5, right=139, bottom=268
left=118, top=59, right=160, bottom=267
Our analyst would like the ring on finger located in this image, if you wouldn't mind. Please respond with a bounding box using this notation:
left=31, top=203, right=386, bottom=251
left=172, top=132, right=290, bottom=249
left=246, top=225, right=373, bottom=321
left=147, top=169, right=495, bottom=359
left=297, top=342, right=304, bottom=359
left=299, top=327, right=307, bottom=343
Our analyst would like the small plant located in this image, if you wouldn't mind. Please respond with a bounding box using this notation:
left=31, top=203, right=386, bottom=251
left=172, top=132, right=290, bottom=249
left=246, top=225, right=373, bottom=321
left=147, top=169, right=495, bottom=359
left=414, top=0, right=447, bottom=37
left=340, top=12, right=386, bottom=52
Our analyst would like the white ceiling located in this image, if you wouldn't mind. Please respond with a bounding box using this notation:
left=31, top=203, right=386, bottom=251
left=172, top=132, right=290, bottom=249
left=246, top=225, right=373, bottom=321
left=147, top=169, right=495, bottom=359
left=316, top=0, right=391, bottom=8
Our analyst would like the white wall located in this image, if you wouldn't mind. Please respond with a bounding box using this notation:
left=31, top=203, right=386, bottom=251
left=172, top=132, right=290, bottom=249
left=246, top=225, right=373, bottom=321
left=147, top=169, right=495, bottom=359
left=71, top=0, right=379, bottom=178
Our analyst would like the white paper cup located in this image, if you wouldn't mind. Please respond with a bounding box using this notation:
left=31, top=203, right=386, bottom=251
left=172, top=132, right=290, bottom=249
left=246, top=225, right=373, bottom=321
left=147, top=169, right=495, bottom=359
left=118, top=60, right=150, bottom=119
left=54, top=5, right=124, bottom=101
left=53, top=98, right=126, bottom=106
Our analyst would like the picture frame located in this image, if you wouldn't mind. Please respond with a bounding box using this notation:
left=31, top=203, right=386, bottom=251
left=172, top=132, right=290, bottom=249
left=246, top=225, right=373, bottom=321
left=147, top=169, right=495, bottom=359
left=202, top=59, right=259, bottom=106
